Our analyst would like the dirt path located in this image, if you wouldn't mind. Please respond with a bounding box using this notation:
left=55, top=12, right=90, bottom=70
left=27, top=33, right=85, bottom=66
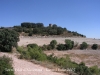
left=0, top=52, right=66, bottom=75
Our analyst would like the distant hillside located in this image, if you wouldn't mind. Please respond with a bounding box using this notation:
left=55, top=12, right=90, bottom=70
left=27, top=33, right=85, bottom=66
left=0, top=22, right=86, bottom=37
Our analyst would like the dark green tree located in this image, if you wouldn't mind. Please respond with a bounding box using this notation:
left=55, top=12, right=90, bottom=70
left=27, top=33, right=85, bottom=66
left=0, top=29, right=19, bottom=52
left=65, top=39, right=74, bottom=49
left=80, top=42, right=88, bottom=50
left=33, top=28, right=40, bottom=34
left=36, top=23, right=44, bottom=28
left=48, top=29, right=57, bottom=35
left=57, top=44, right=66, bottom=50
left=91, top=44, right=98, bottom=50
left=57, top=27, right=63, bottom=35
left=50, top=40, right=57, bottom=49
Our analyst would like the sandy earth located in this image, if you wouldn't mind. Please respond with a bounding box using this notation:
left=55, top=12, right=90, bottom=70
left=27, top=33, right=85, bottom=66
left=0, top=52, right=66, bottom=75
left=18, top=36, right=100, bottom=46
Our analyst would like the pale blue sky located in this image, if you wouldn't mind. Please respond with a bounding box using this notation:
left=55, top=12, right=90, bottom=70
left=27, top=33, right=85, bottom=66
left=0, top=0, right=100, bottom=38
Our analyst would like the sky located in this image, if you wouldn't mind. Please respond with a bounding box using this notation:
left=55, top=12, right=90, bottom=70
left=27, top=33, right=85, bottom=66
left=0, top=0, right=100, bottom=38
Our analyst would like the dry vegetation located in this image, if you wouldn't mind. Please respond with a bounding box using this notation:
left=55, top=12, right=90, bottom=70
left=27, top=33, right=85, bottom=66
left=44, top=50, right=100, bottom=68
left=18, top=36, right=100, bottom=68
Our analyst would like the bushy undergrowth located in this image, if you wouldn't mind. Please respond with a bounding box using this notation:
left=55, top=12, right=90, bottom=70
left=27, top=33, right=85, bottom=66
left=75, top=62, right=92, bottom=75
left=17, top=43, right=100, bottom=75
left=17, top=45, right=47, bottom=61
left=41, top=39, right=75, bottom=51
left=0, top=56, right=14, bottom=75
left=47, top=54, right=77, bottom=68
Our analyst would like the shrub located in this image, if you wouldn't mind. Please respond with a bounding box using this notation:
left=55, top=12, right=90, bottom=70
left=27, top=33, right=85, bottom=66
left=27, top=43, right=38, bottom=48
left=80, top=42, right=88, bottom=50
left=0, top=29, right=19, bottom=52
left=65, top=39, right=74, bottom=50
left=50, top=40, right=57, bottom=45
left=57, top=44, right=66, bottom=50
left=17, top=46, right=23, bottom=53
left=41, top=44, right=48, bottom=50
left=28, top=47, right=47, bottom=61
left=71, top=41, right=74, bottom=48
left=0, top=56, right=14, bottom=75
left=50, top=40, right=57, bottom=49
left=89, top=66, right=100, bottom=75
left=21, top=51, right=31, bottom=59
left=92, top=44, right=98, bottom=50
left=17, top=46, right=47, bottom=61
left=47, top=53, right=58, bottom=63
left=75, top=62, right=92, bottom=75
left=47, top=45, right=52, bottom=50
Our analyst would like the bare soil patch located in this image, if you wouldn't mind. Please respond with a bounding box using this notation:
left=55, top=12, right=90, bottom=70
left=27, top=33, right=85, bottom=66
left=18, top=37, right=100, bottom=46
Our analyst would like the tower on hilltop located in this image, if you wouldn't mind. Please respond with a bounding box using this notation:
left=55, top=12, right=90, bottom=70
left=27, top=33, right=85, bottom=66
left=49, top=24, right=52, bottom=27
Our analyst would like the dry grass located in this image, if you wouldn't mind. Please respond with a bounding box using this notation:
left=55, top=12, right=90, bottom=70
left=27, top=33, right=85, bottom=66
left=44, top=50, right=100, bottom=68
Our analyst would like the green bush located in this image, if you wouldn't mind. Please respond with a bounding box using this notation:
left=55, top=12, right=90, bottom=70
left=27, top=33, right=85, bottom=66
left=92, top=44, right=98, bottom=50
left=57, top=40, right=74, bottom=50
left=50, top=40, right=57, bottom=49
left=0, top=29, right=19, bottom=52
left=80, top=42, right=88, bottom=50
left=57, top=44, right=66, bottom=50
left=47, top=45, right=52, bottom=50
left=27, top=43, right=38, bottom=48
left=41, top=44, right=48, bottom=50
left=0, top=56, right=14, bottom=75
left=75, top=62, right=92, bottom=75
left=47, top=54, right=78, bottom=70
left=65, top=39, right=74, bottom=50
left=28, top=47, right=47, bottom=61
left=71, top=41, right=74, bottom=48
left=89, top=66, right=100, bottom=75
left=17, top=46, right=24, bottom=53
left=17, top=46, right=47, bottom=61
left=50, top=40, right=57, bottom=45
left=21, top=51, right=31, bottom=59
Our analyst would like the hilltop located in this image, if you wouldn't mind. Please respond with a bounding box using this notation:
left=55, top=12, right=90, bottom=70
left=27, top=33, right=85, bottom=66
left=0, top=22, right=86, bottom=37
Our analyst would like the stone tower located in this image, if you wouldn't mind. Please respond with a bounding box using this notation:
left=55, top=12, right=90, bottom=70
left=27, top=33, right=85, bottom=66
left=49, top=24, right=52, bottom=27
